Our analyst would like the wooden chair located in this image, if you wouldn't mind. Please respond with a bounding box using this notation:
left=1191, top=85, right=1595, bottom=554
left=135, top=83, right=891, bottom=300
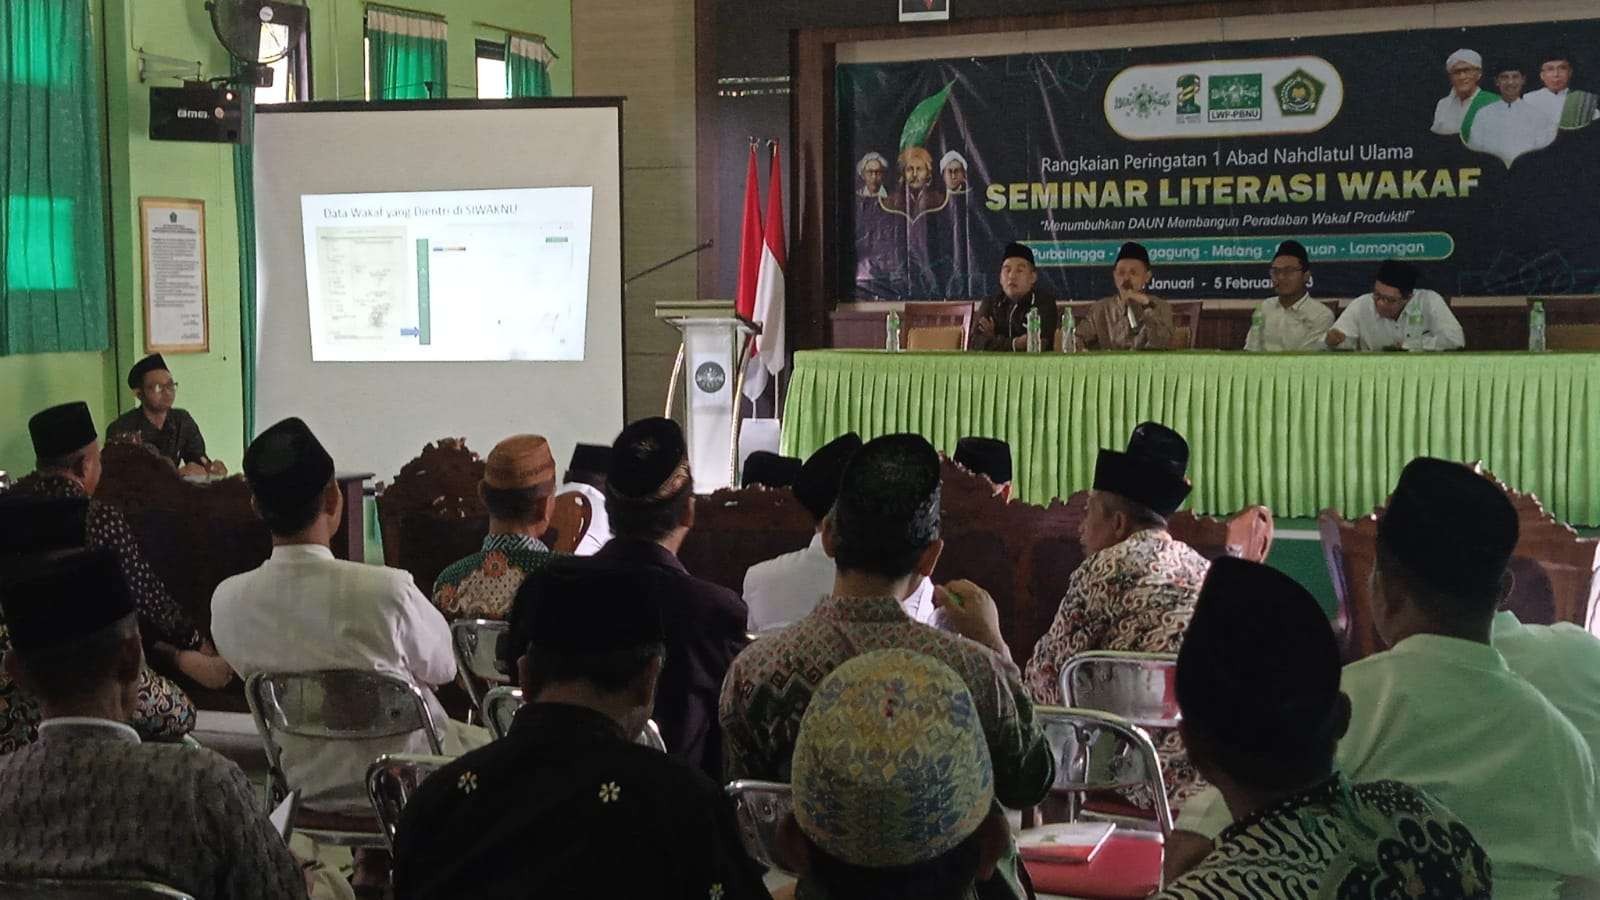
left=545, top=491, right=592, bottom=554
left=906, top=324, right=966, bottom=350
left=1170, top=505, right=1274, bottom=563
left=899, top=300, right=974, bottom=348
left=1547, top=324, right=1600, bottom=350
left=376, top=439, right=488, bottom=597
left=1168, top=301, right=1202, bottom=350
left=1319, top=464, right=1600, bottom=662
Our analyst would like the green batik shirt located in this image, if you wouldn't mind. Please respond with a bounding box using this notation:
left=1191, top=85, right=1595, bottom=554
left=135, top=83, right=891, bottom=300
left=432, top=533, right=560, bottom=621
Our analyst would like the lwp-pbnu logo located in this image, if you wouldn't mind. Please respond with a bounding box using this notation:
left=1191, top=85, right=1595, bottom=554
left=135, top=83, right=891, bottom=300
left=694, top=362, right=726, bottom=394
left=1208, top=74, right=1262, bottom=122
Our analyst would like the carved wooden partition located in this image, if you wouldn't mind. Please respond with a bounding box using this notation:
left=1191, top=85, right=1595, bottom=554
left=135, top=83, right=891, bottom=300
left=1320, top=466, right=1600, bottom=662
left=377, top=440, right=490, bottom=597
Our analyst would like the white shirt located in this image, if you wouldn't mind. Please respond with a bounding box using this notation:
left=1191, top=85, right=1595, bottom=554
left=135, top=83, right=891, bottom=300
left=1493, top=610, right=1600, bottom=765
left=1330, top=289, right=1464, bottom=352
left=1466, top=98, right=1558, bottom=167
left=1178, top=634, right=1600, bottom=899
left=211, top=543, right=457, bottom=813
left=1524, top=87, right=1600, bottom=127
left=742, top=533, right=937, bottom=634
left=1243, top=293, right=1334, bottom=352
left=558, top=482, right=610, bottom=557
left=1432, top=87, right=1484, bottom=135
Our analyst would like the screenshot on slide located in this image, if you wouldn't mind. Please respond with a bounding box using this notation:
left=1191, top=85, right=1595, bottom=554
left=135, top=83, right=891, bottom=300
left=301, top=187, right=594, bottom=362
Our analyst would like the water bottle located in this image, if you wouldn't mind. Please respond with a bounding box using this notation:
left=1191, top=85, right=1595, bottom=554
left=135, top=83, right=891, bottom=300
left=1405, top=301, right=1424, bottom=347
left=1529, top=300, right=1547, bottom=352
left=885, top=310, right=901, bottom=352
left=1251, top=305, right=1265, bottom=335
left=1025, top=306, right=1042, bottom=353
left=1061, top=307, right=1077, bottom=353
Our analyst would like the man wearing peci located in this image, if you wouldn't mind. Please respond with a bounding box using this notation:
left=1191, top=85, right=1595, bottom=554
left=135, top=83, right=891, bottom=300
left=969, top=243, right=1058, bottom=352
left=1430, top=49, right=1496, bottom=138
left=1523, top=50, right=1600, bottom=129
left=1077, top=241, right=1176, bottom=351
left=1466, top=61, right=1558, bottom=168
left=1243, top=240, right=1333, bottom=352
left=104, top=354, right=224, bottom=477
left=1326, top=259, right=1464, bottom=352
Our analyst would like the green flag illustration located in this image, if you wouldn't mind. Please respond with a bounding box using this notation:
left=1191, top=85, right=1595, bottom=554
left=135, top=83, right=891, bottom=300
left=899, top=82, right=954, bottom=152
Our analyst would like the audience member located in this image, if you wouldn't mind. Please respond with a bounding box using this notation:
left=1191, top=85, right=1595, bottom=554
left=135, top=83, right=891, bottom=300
left=1156, top=557, right=1492, bottom=898
left=1024, top=421, right=1209, bottom=806
left=720, top=432, right=1053, bottom=900
left=0, top=548, right=307, bottom=899
left=1170, top=458, right=1600, bottom=898
left=212, top=417, right=484, bottom=816
left=742, top=450, right=803, bottom=489
left=104, top=353, right=222, bottom=475
left=557, top=442, right=612, bottom=556
left=394, top=560, right=768, bottom=899
left=594, top=417, right=749, bottom=780
left=432, top=434, right=560, bottom=620
left=13, top=402, right=228, bottom=721
left=777, top=649, right=1010, bottom=900
left=744, top=434, right=939, bottom=634
left=1492, top=597, right=1600, bottom=763
left=953, top=436, right=1013, bottom=500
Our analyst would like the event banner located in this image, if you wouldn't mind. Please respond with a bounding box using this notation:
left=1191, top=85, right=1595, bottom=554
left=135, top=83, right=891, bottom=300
left=839, top=20, right=1600, bottom=302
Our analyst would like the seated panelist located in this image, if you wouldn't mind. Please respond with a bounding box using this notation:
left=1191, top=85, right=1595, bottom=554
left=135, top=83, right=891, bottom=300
left=1244, top=240, right=1334, bottom=352
left=969, top=242, right=1058, bottom=352
left=105, top=354, right=225, bottom=478
left=1326, top=259, right=1464, bottom=352
left=1078, top=242, right=1175, bottom=351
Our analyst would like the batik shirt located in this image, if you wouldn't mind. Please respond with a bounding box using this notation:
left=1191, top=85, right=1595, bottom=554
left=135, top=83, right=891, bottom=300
left=1157, top=775, right=1492, bottom=900
left=105, top=407, right=208, bottom=467
left=432, top=533, right=557, bottom=621
left=720, top=593, right=1054, bottom=900
left=0, top=720, right=307, bottom=899
left=1024, top=528, right=1210, bottom=808
left=11, top=472, right=202, bottom=648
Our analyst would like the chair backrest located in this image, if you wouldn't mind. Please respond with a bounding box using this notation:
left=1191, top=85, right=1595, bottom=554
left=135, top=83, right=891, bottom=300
left=482, top=685, right=669, bottom=751
left=900, top=301, right=974, bottom=348
left=0, top=880, right=194, bottom=899
left=1036, top=706, right=1173, bottom=835
left=1169, top=505, right=1275, bottom=563
left=366, top=753, right=453, bottom=851
left=1169, top=301, right=1202, bottom=349
left=246, top=670, right=444, bottom=797
left=1059, top=651, right=1180, bottom=730
left=1547, top=324, right=1600, bottom=350
left=726, top=780, right=795, bottom=873
left=906, top=324, right=965, bottom=351
left=451, top=618, right=511, bottom=711
left=546, top=491, right=593, bottom=554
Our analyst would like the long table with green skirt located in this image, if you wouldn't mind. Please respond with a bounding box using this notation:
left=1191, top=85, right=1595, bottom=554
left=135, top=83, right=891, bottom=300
left=780, top=350, right=1600, bottom=526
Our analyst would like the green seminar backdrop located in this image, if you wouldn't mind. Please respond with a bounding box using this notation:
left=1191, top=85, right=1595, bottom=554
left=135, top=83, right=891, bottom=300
left=0, top=0, right=572, bottom=479
left=781, top=350, right=1600, bottom=527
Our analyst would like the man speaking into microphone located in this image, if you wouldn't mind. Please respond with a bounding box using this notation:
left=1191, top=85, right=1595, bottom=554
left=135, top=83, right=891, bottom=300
left=1076, top=241, right=1176, bottom=351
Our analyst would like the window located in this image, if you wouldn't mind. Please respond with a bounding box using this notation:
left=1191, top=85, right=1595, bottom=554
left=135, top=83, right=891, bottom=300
left=476, top=39, right=506, bottom=100
left=252, top=3, right=309, bottom=105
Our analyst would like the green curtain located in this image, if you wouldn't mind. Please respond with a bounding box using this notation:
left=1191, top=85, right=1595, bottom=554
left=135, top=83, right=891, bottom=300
left=367, top=5, right=447, bottom=100
left=231, top=59, right=257, bottom=442
left=506, top=34, right=552, bottom=98
left=0, top=0, right=109, bottom=355
left=781, top=349, right=1600, bottom=526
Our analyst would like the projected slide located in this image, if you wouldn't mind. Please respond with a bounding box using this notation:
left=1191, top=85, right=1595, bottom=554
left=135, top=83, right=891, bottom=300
left=301, top=187, right=593, bottom=362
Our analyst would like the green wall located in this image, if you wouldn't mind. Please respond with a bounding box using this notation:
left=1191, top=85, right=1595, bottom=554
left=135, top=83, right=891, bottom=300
left=1, top=0, right=572, bottom=477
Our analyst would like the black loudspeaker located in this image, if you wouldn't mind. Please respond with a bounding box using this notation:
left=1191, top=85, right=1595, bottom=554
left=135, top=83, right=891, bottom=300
left=149, top=83, right=243, bottom=143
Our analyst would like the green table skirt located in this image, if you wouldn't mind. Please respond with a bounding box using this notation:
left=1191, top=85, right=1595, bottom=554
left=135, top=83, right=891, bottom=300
left=780, top=350, right=1600, bottom=525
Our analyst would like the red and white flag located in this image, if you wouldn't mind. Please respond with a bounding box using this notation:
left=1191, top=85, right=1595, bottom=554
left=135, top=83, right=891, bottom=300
left=734, top=142, right=763, bottom=321
left=743, top=142, right=786, bottom=401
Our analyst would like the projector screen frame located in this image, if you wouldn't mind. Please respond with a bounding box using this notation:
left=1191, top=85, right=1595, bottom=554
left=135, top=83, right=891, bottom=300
left=254, top=96, right=630, bottom=412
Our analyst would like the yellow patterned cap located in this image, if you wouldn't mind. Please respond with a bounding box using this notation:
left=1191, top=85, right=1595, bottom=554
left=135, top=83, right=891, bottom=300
left=792, top=649, right=994, bottom=868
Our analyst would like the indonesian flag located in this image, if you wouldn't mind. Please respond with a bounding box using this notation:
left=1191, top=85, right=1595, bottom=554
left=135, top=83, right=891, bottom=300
left=743, top=143, right=787, bottom=401
left=734, top=142, right=763, bottom=321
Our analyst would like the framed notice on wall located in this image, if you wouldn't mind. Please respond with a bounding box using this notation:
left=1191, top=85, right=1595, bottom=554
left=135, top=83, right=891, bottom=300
left=139, top=197, right=209, bottom=353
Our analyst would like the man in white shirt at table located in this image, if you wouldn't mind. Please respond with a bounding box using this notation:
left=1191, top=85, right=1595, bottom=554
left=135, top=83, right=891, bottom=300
left=1167, top=458, right=1600, bottom=899
left=212, top=417, right=486, bottom=818
left=1325, top=259, right=1464, bottom=352
left=1243, top=240, right=1333, bottom=352
left=743, top=432, right=937, bottom=633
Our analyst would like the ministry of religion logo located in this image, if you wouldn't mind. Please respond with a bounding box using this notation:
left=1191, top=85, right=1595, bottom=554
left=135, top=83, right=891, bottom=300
left=1208, top=73, right=1263, bottom=122
left=1274, top=68, right=1325, bottom=116
left=1175, top=74, right=1202, bottom=123
left=694, top=361, right=726, bottom=394
left=1113, top=82, right=1171, bottom=119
